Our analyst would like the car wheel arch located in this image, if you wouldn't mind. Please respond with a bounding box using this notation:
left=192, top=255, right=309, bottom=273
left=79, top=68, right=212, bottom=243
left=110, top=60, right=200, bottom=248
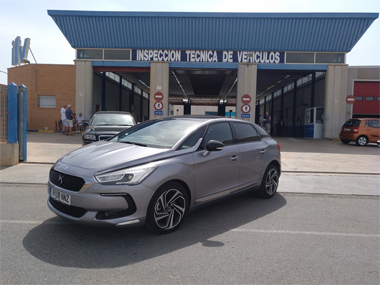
left=356, top=135, right=369, bottom=146
left=151, top=179, right=192, bottom=211
left=268, top=160, right=281, bottom=176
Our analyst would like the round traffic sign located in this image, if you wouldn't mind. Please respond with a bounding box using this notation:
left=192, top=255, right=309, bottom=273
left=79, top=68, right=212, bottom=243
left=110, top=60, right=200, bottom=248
left=241, top=104, right=251, bottom=113
left=154, top=92, right=164, bottom=101
left=241, top=94, right=251, bottom=104
left=346, top=95, right=355, bottom=105
left=154, top=101, right=164, bottom=110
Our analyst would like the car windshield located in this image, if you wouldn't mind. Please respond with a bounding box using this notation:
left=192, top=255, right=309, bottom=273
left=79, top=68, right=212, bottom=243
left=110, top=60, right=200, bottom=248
left=91, top=114, right=135, bottom=126
left=343, top=120, right=361, bottom=127
left=110, top=119, right=204, bottom=148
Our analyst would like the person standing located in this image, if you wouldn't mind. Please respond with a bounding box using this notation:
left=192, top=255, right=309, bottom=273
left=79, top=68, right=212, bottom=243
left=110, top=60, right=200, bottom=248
left=76, top=112, right=84, bottom=133
left=65, top=104, right=74, bottom=135
left=60, top=104, right=67, bottom=134
left=264, top=111, right=271, bottom=134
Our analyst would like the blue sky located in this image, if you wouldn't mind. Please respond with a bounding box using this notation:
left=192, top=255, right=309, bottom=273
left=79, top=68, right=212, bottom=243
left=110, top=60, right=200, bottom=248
left=1, top=0, right=379, bottom=85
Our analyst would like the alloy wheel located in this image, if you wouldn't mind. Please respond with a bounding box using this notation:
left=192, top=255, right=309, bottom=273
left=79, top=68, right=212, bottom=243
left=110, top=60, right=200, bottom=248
left=265, top=169, right=279, bottom=195
left=154, top=189, right=186, bottom=230
left=357, top=136, right=367, bottom=146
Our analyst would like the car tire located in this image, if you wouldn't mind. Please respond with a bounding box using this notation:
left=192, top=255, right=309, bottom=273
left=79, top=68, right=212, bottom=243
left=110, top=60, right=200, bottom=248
left=145, top=182, right=188, bottom=234
left=257, top=164, right=279, bottom=199
left=341, top=139, right=350, bottom=144
left=356, top=136, right=368, bottom=146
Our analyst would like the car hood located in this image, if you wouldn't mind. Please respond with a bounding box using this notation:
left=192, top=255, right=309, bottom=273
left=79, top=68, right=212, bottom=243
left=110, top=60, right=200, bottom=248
left=58, top=141, right=169, bottom=171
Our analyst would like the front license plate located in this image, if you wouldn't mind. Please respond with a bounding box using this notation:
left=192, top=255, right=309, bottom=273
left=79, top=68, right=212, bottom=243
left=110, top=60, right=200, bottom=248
left=51, top=188, right=71, bottom=206
left=344, top=128, right=351, bottom=131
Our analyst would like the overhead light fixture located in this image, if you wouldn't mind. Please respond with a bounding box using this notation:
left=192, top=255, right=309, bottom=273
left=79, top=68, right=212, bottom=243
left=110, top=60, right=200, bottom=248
left=139, top=79, right=150, bottom=89
left=224, top=78, right=238, bottom=100
left=172, top=70, right=188, bottom=99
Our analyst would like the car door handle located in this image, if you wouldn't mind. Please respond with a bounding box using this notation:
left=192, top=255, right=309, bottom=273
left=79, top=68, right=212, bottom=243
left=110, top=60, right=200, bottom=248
left=260, top=150, right=266, bottom=154
left=230, top=155, right=238, bottom=161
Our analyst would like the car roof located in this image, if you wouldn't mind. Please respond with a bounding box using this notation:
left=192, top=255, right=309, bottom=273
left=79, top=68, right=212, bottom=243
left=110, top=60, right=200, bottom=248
left=160, top=115, right=250, bottom=123
left=348, top=117, right=379, bottom=120
left=94, top=111, right=132, bottom=115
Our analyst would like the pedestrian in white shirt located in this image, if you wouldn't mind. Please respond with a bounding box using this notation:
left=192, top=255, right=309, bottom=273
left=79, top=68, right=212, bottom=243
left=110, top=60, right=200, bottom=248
left=60, top=104, right=67, bottom=134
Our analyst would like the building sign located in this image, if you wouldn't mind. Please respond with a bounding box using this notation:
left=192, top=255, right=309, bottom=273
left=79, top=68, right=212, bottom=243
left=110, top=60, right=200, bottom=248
left=12, top=36, right=30, bottom=66
left=133, top=49, right=284, bottom=64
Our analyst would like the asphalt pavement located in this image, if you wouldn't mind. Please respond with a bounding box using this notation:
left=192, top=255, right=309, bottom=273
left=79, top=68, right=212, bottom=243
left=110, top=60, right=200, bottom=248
left=1, top=132, right=379, bottom=285
left=0, top=132, right=379, bottom=195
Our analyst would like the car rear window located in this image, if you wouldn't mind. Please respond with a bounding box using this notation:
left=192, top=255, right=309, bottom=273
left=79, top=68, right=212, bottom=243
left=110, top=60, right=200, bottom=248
left=343, top=120, right=361, bottom=127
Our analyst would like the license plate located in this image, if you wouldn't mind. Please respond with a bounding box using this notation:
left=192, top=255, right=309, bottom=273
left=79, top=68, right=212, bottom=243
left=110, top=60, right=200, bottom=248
left=51, top=188, right=71, bottom=205
left=344, top=128, right=351, bottom=131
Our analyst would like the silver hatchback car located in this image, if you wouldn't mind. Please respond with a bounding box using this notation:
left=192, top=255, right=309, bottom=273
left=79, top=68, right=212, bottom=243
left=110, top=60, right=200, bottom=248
left=48, top=116, right=281, bottom=233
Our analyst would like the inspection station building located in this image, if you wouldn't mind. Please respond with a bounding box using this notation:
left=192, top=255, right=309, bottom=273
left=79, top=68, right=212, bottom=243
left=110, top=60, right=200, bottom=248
left=9, top=11, right=380, bottom=138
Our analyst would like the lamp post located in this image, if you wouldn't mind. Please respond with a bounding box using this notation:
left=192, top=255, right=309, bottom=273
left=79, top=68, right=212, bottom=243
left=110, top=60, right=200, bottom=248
left=22, top=59, right=37, bottom=91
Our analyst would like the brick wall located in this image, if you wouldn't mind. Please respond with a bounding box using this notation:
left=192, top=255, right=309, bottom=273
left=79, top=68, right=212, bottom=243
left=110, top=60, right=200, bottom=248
left=8, top=64, right=75, bottom=131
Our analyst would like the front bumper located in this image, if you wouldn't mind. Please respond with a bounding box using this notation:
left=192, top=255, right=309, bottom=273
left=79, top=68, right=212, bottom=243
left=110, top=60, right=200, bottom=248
left=47, top=177, right=155, bottom=227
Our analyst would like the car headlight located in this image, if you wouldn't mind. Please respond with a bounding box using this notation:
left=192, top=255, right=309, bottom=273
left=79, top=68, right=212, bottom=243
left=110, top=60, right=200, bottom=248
left=83, top=133, right=96, bottom=140
left=95, top=163, right=158, bottom=185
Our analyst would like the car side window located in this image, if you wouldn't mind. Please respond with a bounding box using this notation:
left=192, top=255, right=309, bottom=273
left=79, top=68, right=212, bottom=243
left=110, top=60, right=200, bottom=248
left=203, top=123, right=233, bottom=146
left=233, top=122, right=260, bottom=143
left=178, top=127, right=206, bottom=150
left=366, top=120, right=380, bottom=128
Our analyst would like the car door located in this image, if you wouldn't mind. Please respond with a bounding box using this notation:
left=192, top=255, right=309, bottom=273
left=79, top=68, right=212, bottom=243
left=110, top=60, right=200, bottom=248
left=192, top=122, right=240, bottom=203
left=366, top=119, right=380, bottom=142
left=232, top=122, right=268, bottom=187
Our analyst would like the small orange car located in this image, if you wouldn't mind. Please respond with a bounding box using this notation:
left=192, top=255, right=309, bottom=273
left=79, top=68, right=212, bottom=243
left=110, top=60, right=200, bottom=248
left=339, top=118, right=380, bottom=146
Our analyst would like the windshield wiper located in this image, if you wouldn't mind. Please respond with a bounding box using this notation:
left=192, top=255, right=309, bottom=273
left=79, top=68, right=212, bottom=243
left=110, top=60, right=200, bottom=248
left=123, top=141, right=147, bottom=147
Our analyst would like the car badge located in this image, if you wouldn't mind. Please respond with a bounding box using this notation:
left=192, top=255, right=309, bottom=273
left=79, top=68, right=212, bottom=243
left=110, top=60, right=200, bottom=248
left=58, top=175, right=64, bottom=185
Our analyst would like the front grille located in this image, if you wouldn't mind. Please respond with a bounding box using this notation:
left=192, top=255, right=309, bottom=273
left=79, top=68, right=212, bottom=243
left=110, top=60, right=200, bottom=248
left=50, top=197, right=87, bottom=218
left=49, top=168, right=85, bottom=192
left=98, top=135, right=112, bottom=141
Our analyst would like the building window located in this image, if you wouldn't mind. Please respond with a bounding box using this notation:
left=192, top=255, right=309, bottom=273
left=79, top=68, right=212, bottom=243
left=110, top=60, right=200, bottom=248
left=286, top=53, right=314, bottom=63
left=354, top=96, right=363, bottom=101
left=315, top=53, right=345, bottom=63
left=77, top=49, right=103, bottom=59
left=104, top=49, right=131, bottom=60
left=38, top=95, right=56, bottom=108
left=365, top=96, right=374, bottom=101
left=377, top=97, right=380, bottom=101
left=286, top=52, right=314, bottom=63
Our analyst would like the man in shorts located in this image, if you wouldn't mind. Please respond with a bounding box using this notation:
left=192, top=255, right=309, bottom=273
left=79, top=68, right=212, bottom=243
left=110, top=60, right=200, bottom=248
left=60, top=104, right=67, bottom=134
left=65, top=104, right=74, bottom=135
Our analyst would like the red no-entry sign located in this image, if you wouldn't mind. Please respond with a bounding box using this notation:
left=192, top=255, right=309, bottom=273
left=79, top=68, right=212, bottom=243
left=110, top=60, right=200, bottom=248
left=241, top=94, right=251, bottom=104
left=154, top=92, right=164, bottom=101
left=346, top=95, right=355, bottom=104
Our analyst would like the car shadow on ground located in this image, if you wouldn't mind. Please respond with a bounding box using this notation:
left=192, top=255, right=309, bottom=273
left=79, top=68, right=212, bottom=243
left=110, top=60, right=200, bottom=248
left=22, top=192, right=286, bottom=269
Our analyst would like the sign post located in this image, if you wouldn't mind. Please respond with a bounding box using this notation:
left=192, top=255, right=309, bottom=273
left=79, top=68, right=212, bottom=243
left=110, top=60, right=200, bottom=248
left=240, top=94, right=251, bottom=119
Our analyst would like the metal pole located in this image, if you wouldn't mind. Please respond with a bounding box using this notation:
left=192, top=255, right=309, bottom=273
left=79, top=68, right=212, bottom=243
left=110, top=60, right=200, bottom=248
left=18, top=85, right=27, bottom=161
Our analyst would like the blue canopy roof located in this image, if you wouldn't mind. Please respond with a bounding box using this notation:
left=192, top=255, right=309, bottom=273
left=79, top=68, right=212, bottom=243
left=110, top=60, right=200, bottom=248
left=48, top=11, right=378, bottom=52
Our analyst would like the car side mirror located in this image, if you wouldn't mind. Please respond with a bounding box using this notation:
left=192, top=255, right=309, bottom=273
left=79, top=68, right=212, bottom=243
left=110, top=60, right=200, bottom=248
left=203, top=140, right=224, bottom=156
